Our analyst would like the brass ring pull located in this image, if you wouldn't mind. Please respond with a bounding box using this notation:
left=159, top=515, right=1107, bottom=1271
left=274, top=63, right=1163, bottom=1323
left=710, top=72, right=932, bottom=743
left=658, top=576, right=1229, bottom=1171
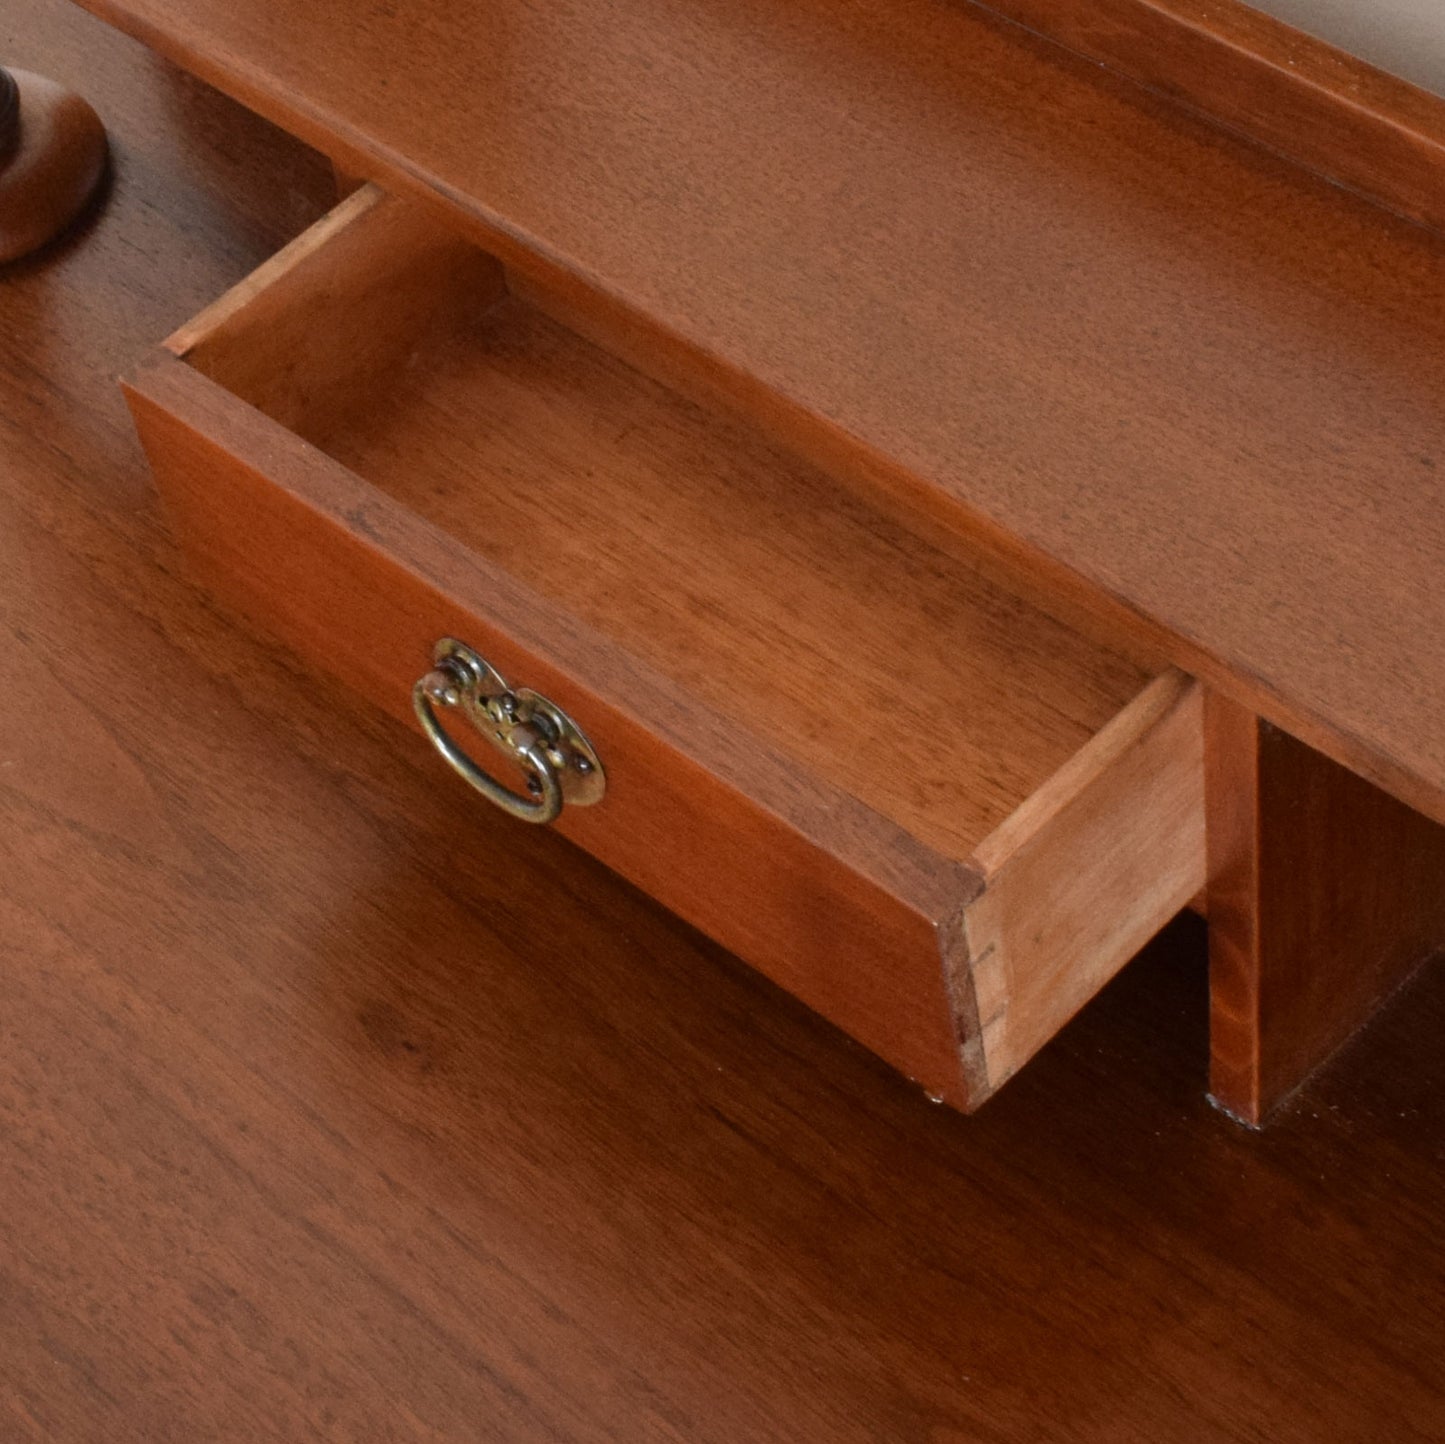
left=411, top=638, right=605, bottom=826
left=413, top=675, right=565, bottom=824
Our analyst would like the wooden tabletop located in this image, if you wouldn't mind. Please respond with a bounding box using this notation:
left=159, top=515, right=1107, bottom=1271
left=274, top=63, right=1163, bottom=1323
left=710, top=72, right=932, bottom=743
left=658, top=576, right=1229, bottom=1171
left=69, top=0, right=1445, bottom=831
left=6, top=4, right=1445, bottom=1434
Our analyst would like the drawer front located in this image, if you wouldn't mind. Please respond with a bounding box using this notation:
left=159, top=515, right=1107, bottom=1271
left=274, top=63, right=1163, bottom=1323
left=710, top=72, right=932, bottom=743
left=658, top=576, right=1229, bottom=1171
left=123, top=186, right=1206, bottom=1110
left=126, top=361, right=978, bottom=1102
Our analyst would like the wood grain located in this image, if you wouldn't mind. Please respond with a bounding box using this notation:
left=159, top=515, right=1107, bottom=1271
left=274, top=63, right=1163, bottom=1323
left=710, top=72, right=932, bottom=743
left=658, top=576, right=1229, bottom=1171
left=128, top=183, right=1205, bottom=1105
left=6, top=3, right=1445, bottom=1435
left=972, top=0, right=1445, bottom=235
left=126, top=350, right=981, bottom=1104
left=178, top=184, right=1150, bottom=861
left=966, top=671, right=1204, bottom=1090
left=1206, top=691, right=1445, bottom=1124
left=63, top=0, right=1445, bottom=837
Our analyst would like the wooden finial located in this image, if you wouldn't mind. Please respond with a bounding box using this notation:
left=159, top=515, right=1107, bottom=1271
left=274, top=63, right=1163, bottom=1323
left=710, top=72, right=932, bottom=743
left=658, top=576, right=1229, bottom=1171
left=0, top=68, right=20, bottom=167
left=0, top=65, right=108, bottom=264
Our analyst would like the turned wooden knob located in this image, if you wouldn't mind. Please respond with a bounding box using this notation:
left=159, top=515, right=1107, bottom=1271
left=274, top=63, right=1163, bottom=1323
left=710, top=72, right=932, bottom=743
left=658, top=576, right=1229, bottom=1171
left=0, top=64, right=107, bottom=263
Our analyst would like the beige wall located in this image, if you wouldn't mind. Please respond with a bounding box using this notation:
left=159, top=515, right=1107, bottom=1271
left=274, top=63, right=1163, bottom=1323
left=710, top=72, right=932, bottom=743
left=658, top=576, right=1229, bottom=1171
left=1247, top=0, right=1445, bottom=98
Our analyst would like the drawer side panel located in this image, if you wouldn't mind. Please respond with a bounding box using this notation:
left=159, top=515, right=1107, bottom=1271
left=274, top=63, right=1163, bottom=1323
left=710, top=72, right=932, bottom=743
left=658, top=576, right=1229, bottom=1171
left=963, top=672, right=1206, bottom=1092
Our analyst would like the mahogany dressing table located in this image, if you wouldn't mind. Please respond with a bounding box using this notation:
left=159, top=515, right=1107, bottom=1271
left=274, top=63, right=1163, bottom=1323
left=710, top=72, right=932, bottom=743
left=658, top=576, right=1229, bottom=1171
left=53, top=0, right=1445, bottom=1124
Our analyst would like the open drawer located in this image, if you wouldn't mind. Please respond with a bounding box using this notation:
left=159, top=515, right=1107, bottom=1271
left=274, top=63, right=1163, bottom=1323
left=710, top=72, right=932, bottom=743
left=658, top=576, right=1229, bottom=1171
left=124, top=185, right=1204, bottom=1109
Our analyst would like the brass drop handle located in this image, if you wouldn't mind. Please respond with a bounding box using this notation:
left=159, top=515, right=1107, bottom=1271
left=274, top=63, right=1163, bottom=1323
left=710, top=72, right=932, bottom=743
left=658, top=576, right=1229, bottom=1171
left=412, top=638, right=605, bottom=825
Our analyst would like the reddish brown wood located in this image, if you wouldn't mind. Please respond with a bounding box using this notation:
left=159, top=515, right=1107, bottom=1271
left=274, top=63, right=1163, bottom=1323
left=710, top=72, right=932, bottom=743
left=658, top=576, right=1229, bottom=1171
left=126, top=349, right=980, bottom=1105
left=7, top=5, right=1445, bottom=1434
left=65, top=0, right=1445, bottom=841
left=0, top=65, right=107, bottom=261
left=168, top=185, right=1154, bottom=860
left=1206, top=691, right=1445, bottom=1125
left=972, top=0, right=1445, bottom=236
left=120, top=185, right=1206, bottom=1106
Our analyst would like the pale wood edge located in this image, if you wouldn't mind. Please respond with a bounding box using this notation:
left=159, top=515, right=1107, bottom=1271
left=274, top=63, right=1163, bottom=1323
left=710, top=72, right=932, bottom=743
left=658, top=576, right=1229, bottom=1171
left=975, top=0, right=1445, bottom=235
left=163, top=181, right=386, bottom=356
left=960, top=671, right=1206, bottom=1093
left=935, top=911, right=991, bottom=1109
left=971, top=669, right=1194, bottom=875
left=165, top=183, right=504, bottom=443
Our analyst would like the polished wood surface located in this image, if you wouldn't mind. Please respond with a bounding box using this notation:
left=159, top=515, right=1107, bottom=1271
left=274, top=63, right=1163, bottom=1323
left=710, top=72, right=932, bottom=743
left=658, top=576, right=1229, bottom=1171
left=0, top=65, right=107, bottom=261
left=966, top=671, right=1203, bottom=1089
left=168, top=185, right=1150, bottom=860
left=6, top=4, right=1445, bottom=1434
left=124, top=184, right=1204, bottom=1105
left=69, top=0, right=1445, bottom=837
left=1206, top=692, right=1445, bottom=1125
left=976, top=0, right=1445, bottom=235
left=127, top=348, right=977, bottom=1103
